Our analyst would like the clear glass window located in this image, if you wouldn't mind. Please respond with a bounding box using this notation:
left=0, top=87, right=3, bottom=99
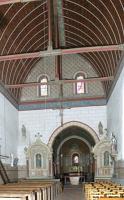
left=76, top=75, right=85, bottom=94
left=39, top=76, right=48, bottom=96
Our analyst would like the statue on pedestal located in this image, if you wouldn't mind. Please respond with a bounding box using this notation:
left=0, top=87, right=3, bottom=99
left=111, top=133, right=117, bottom=154
left=98, top=121, right=103, bottom=136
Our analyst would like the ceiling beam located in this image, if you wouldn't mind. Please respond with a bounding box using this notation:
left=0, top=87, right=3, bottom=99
left=0, top=44, right=123, bottom=62
left=5, top=76, right=114, bottom=88
left=47, top=0, right=52, bottom=47
left=0, top=0, right=40, bottom=5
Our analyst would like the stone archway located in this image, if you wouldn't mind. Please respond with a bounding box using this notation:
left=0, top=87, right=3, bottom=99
left=48, top=121, right=99, bottom=182
left=57, top=135, right=92, bottom=157
left=48, top=121, right=99, bottom=149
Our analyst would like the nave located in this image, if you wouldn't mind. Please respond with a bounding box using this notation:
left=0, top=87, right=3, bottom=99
left=0, top=179, right=124, bottom=200
left=56, top=185, right=83, bottom=200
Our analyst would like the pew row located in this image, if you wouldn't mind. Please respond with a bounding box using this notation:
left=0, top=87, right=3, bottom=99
left=0, top=179, right=62, bottom=200
left=84, top=181, right=124, bottom=200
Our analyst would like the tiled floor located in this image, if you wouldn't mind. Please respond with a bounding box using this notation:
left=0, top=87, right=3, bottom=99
left=56, top=184, right=84, bottom=200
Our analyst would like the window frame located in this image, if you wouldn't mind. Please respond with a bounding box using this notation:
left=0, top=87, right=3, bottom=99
left=73, top=71, right=87, bottom=95
left=37, top=74, right=49, bottom=97
left=72, top=153, right=80, bottom=165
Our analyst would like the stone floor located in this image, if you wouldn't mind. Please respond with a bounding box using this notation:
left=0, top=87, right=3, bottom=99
left=56, top=184, right=84, bottom=200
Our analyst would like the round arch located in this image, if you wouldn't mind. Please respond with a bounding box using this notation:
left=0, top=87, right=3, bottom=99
left=57, top=135, right=92, bottom=157
left=48, top=121, right=99, bottom=149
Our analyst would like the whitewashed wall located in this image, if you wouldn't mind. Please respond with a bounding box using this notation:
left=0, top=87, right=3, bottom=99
left=18, top=105, right=107, bottom=165
left=107, top=64, right=124, bottom=160
left=0, top=93, right=18, bottom=164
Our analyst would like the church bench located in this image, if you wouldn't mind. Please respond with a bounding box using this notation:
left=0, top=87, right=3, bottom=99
left=99, top=198, right=124, bottom=200
left=0, top=181, right=60, bottom=200
left=0, top=183, right=52, bottom=200
left=14, top=182, right=54, bottom=200
left=0, top=191, right=34, bottom=200
left=19, top=180, right=62, bottom=199
left=0, top=198, right=22, bottom=200
left=84, top=182, right=124, bottom=200
left=0, top=188, right=40, bottom=200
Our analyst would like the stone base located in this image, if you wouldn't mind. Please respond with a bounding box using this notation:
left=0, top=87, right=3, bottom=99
left=115, top=160, right=124, bottom=179
left=69, top=177, right=80, bottom=185
left=18, top=165, right=27, bottom=179
left=4, top=164, right=18, bottom=182
left=95, top=176, right=112, bottom=181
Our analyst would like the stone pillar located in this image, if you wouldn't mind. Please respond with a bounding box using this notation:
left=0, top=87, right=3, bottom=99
left=116, top=160, right=124, bottom=179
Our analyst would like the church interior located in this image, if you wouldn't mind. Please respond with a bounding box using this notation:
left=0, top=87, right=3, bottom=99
left=0, top=0, right=124, bottom=199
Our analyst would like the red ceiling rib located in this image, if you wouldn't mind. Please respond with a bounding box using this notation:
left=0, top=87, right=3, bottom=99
left=63, top=4, right=116, bottom=77
left=0, top=0, right=40, bottom=5
left=64, top=22, right=113, bottom=76
left=4, top=5, right=48, bottom=84
left=0, top=0, right=123, bottom=101
left=64, top=16, right=116, bottom=77
left=14, top=40, right=48, bottom=86
left=63, top=0, right=123, bottom=95
left=6, top=76, right=114, bottom=88
left=0, top=44, right=123, bottom=62
left=8, top=19, right=48, bottom=84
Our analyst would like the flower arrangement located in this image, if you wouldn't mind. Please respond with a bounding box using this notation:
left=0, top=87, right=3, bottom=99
left=69, top=165, right=82, bottom=172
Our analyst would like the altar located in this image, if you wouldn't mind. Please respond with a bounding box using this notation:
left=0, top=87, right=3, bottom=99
left=64, top=174, right=85, bottom=184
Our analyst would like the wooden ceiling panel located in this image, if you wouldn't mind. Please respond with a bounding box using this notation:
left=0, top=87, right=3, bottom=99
left=0, top=0, right=123, bottom=102
left=63, top=0, right=123, bottom=95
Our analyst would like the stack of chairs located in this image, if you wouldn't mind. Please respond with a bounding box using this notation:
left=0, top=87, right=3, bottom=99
left=84, top=181, right=124, bottom=200
left=0, top=179, right=62, bottom=200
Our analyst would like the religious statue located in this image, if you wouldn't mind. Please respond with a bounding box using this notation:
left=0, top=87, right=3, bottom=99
left=111, top=133, right=117, bottom=154
left=21, top=124, right=26, bottom=137
left=98, top=121, right=103, bottom=136
left=36, top=153, right=42, bottom=168
left=10, top=153, right=14, bottom=167
left=13, top=157, right=19, bottom=167
left=104, top=151, right=109, bottom=166
left=74, top=155, right=79, bottom=164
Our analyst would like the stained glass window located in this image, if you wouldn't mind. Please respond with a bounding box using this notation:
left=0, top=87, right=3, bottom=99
left=74, top=72, right=86, bottom=94
left=39, top=75, right=48, bottom=96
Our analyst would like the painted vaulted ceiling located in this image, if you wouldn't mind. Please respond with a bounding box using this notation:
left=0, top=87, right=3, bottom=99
left=0, top=0, right=123, bottom=104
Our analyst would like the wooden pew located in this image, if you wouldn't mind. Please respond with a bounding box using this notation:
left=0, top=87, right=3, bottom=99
left=84, top=181, right=124, bottom=200
left=0, top=180, right=60, bottom=200
left=19, top=179, right=62, bottom=199
left=99, top=198, right=124, bottom=200
left=0, top=179, right=62, bottom=200
left=0, top=190, right=34, bottom=200
left=0, top=182, right=51, bottom=200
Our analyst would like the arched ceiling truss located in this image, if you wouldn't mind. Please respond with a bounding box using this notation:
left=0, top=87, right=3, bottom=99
left=0, top=0, right=123, bottom=102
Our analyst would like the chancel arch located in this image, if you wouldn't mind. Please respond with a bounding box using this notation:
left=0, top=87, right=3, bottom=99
left=48, top=121, right=99, bottom=149
left=51, top=122, right=97, bottom=181
left=57, top=135, right=92, bottom=157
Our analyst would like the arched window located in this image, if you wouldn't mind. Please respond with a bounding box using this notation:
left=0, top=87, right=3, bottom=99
left=72, top=153, right=79, bottom=165
left=104, top=151, right=109, bottom=166
left=38, top=75, right=48, bottom=96
left=36, top=153, right=42, bottom=168
left=74, top=72, right=86, bottom=94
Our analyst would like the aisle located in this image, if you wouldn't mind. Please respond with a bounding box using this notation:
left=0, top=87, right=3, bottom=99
left=56, top=184, right=84, bottom=200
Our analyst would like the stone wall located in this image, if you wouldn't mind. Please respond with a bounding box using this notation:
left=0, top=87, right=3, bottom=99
left=18, top=105, right=107, bottom=171
left=21, top=54, right=104, bottom=101
left=107, top=58, right=124, bottom=180
left=0, top=93, right=18, bottom=165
